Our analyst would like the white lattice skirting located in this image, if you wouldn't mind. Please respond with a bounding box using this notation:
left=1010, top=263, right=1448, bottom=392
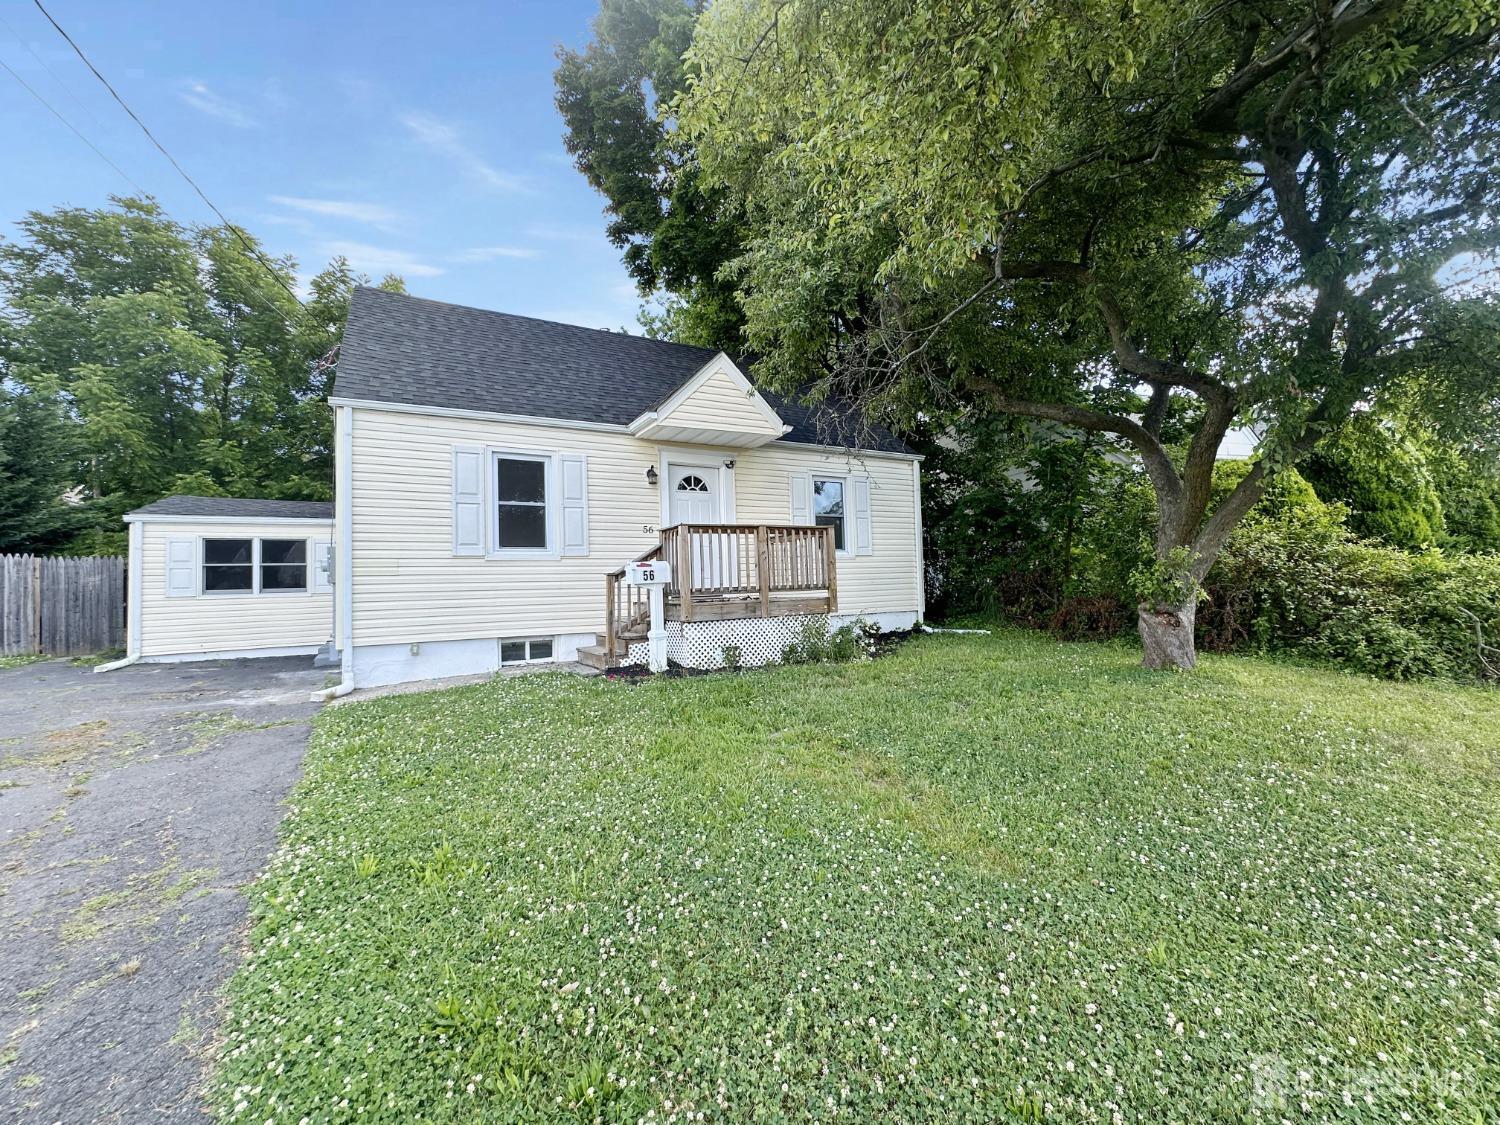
left=616, top=614, right=832, bottom=670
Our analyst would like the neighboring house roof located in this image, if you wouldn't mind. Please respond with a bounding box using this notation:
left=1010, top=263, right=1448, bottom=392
left=125, top=496, right=334, bottom=520
left=335, top=287, right=910, bottom=454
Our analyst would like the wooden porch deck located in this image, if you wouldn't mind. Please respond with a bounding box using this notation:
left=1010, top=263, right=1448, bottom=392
left=586, top=523, right=838, bottom=666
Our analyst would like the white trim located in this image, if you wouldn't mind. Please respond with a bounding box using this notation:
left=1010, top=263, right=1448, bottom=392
left=489, top=448, right=561, bottom=560
left=912, top=460, right=925, bottom=623
left=337, top=404, right=354, bottom=683
left=630, top=352, right=786, bottom=433
left=658, top=451, right=734, bottom=528
left=330, top=395, right=922, bottom=460
left=197, top=535, right=315, bottom=598
left=123, top=514, right=332, bottom=526
left=809, top=473, right=854, bottom=558
left=777, top=440, right=924, bottom=463
left=499, top=636, right=558, bottom=665
left=139, top=644, right=322, bottom=664
left=330, top=396, right=630, bottom=434
left=125, top=520, right=142, bottom=657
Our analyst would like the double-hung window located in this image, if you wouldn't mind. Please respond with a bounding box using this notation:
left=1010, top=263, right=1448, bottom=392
left=260, top=539, right=308, bottom=590
left=494, top=453, right=550, bottom=552
left=203, top=538, right=254, bottom=592
left=201, top=538, right=308, bottom=594
left=812, top=477, right=847, bottom=552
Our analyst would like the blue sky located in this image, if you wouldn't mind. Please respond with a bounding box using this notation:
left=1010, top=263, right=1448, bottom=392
left=0, top=0, right=646, bottom=328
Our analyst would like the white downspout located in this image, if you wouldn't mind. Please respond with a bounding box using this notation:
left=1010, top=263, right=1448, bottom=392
left=96, top=519, right=143, bottom=673
left=313, top=404, right=357, bottom=701
left=912, top=458, right=925, bottom=625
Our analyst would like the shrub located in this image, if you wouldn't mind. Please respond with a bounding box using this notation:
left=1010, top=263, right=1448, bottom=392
left=1203, top=509, right=1500, bottom=681
left=779, top=618, right=878, bottom=665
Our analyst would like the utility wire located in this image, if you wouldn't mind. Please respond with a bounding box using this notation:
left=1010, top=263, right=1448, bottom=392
left=32, top=0, right=307, bottom=319
left=0, top=53, right=149, bottom=196
left=3, top=38, right=301, bottom=336
left=0, top=8, right=113, bottom=135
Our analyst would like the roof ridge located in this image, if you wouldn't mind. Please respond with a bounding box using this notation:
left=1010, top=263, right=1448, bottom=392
left=352, top=287, right=719, bottom=358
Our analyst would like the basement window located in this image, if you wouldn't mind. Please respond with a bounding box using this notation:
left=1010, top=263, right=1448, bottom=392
left=500, top=637, right=555, bottom=665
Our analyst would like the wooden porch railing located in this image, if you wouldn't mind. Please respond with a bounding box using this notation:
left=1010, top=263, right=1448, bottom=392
left=603, top=524, right=838, bottom=657
left=604, top=543, right=663, bottom=657
left=659, top=523, right=837, bottom=622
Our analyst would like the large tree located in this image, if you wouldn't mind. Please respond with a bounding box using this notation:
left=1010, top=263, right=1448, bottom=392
left=681, top=0, right=1500, bottom=668
left=555, top=0, right=743, bottom=347
left=0, top=197, right=403, bottom=553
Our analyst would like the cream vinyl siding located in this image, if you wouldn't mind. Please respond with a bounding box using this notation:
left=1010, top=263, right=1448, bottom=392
left=136, top=519, right=334, bottom=657
left=732, top=445, right=921, bottom=617
left=656, top=367, right=781, bottom=438
left=347, top=405, right=921, bottom=646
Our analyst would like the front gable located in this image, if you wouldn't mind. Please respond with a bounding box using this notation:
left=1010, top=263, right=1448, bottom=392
left=628, top=353, right=790, bottom=448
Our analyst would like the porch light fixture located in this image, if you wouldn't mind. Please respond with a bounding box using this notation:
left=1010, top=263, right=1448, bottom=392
left=645, top=466, right=658, bottom=486
left=723, top=459, right=736, bottom=469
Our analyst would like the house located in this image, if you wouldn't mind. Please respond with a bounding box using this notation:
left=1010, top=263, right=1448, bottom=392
left=111, top=288, right=925, bottom=690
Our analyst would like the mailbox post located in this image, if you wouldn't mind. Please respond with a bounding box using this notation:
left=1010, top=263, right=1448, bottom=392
left=623, top=559, right=672, bottom=672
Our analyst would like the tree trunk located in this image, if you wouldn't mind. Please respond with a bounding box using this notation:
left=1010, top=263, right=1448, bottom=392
left=1137, top=599, right=1198, bottom=671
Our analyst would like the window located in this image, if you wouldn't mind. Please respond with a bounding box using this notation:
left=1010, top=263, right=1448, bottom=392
left=203, top=539, right=253, bottom=592
left=500, top=637, right=554, bottom=665
left=496, top=455, right=548, bottom=550
left=260, top=539, right=308, bottom=591
left=201, top=537, right=310, bottom=595
left=676, top=474, right=709, bottom=492
left=813, top=478, right=846, bottom=551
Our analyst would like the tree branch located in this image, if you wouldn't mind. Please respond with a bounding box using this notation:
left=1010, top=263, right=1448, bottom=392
left=985, top=254, right=1234, bottom=404
left=965, top=373, right=1184, bottom=508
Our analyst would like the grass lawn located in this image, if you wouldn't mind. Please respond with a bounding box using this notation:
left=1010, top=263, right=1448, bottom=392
left=215, top=632, right=1500, bottom=1122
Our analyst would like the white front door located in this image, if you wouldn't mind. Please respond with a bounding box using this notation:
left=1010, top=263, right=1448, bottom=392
left=668, top=465, right=725, bottom=589
left=669, top=466, right=720, bottom=525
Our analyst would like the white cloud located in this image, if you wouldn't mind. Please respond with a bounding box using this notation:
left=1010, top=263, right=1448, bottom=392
left=453, top=245, right=540, bottom=262
left=270, top=195, right=403, bottom=228
left=399, top=111, right=530, bottom=193
left=319, top=240, right=443, bottom=278
left=178, top=81, right=256, bottom=128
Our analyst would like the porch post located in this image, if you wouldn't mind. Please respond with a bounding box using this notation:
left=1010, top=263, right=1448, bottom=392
left=756, top=525, right=770, bottom=617
left=676, top=526, right=695, bottom=622
left=647, top=582, right=668, bottom=672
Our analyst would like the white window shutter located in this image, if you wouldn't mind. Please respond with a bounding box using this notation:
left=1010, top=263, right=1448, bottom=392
left=164, top=537, right=196, bottom=597
left=789, top=472, right=812, bottom=525
left=452, top=446, right=485, bottom=556
left=312, top=541, right=334, bottom=591
left=559, top=454, right=589, bottom=557
left=851, top=475, right=874, bottom=555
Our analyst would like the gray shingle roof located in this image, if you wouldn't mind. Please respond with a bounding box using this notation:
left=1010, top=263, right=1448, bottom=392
left=335, top=288, right=910, bottom=454
left=126, top=496, right=334, bottom=520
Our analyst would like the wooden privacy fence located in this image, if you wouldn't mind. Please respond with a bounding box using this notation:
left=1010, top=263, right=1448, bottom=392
left=1, top=554, right=125, bottom=657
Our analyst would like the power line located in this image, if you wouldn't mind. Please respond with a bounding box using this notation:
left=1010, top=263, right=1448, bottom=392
left=0, top=8, right=113, bottom=136
left=31, top=0, right=307, bottom=319
left=2, top=45, right=302, bottom=338
left=0, top=54, right=149, bottom=196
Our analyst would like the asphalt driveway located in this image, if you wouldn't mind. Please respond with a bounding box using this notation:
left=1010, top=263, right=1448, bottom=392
left=0, top=656, right=329, bottom=1123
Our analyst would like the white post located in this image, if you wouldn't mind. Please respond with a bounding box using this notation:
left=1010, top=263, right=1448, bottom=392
left=647, top=583, right=668, bottom=672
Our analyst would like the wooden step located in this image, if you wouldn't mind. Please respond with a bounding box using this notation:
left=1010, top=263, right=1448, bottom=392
left=594, top=630, right=646, bottom=649
left=576, top=644, right=613, bottom=670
